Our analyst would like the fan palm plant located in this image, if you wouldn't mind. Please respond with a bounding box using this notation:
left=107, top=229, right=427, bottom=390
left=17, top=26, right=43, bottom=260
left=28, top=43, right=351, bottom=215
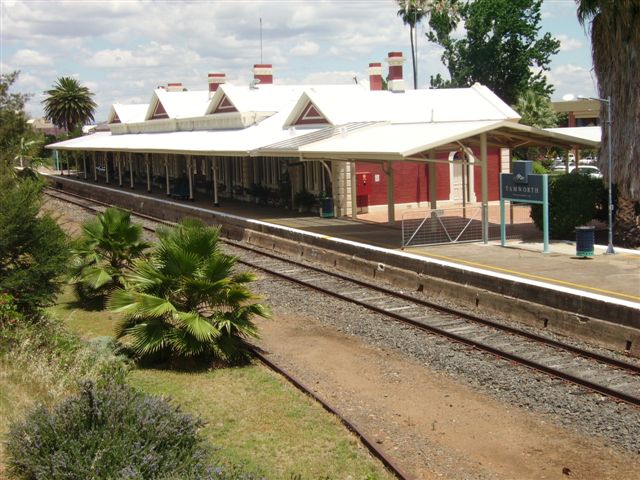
left=108, top=219, right=269, bottom=364
left=42, top=77, right=97, bottom=133
left=70, top=207, right=150, bottom=308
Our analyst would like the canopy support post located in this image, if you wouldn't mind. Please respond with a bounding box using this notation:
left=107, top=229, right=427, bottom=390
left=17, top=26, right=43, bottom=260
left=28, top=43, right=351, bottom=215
left=83, top=152, right=87, bottom=179
left=165, top=154, right=170, bottom=196
left=93, top=152, right=97, bottom=182
left=117, top=152, right=123, bottom=187
left=187, top=155, right=194, bottom=201
left=350, top=161, right=357, bottom=219
left=129, top=152, right=134, bottom=189
left=105, top=153, right=110, bottom=184
left=480, top=133, right=489, bottom=244
left=212, top=157, right=219, bottom=206
left=428, top=151, right=437, bottom=211
left=145, top=153, right=151, bottom=192
left=386, top=161, right=395, bottom=226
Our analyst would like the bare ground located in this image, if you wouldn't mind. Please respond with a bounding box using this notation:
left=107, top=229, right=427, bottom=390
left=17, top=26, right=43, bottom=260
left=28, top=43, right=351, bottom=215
left=255, top=313, right=639, bottom=480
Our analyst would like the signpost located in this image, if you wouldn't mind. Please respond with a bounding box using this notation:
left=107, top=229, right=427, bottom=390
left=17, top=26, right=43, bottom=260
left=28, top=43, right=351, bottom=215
left=500, top=161, right=549, bottom=253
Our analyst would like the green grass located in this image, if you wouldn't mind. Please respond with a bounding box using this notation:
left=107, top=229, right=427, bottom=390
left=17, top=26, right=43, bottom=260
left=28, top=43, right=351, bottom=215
left=50, top=286, right=393, bottom=479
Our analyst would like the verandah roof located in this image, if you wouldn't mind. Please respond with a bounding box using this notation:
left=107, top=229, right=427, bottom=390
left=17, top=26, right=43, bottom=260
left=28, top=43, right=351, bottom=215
left=48, top=120, right=600, bottom=161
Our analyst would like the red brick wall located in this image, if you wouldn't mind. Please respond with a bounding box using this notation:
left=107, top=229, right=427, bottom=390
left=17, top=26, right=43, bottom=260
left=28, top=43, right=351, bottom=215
left=355, top=149, right=502, bottom=206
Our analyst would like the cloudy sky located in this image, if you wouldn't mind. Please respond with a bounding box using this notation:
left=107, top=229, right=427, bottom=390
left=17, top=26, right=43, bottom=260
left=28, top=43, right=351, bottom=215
left=1, top=0, right=597, bottom=122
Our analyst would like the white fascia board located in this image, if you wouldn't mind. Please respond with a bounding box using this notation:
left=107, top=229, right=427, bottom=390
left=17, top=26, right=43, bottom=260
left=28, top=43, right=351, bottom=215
left=282, top=90, right=333, bottom=129
left=144, top=91, right=162, bottom=120
left=205, top=86, right=226, bottom=115
left=400, top=121, right=504, bottom=157
left=505, top=123, right=601, bottom=148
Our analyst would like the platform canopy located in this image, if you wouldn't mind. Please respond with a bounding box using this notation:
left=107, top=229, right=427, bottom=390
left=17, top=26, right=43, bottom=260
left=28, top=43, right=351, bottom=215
left=288, top=120, right=600, bottom=163
left=46, top=110, right=323, bottom=157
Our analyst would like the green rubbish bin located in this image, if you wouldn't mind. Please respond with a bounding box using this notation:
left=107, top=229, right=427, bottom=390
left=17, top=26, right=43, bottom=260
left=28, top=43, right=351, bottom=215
left=320, top=197, right=334, bottom=218
left=575, top=226, right=595, bottom=257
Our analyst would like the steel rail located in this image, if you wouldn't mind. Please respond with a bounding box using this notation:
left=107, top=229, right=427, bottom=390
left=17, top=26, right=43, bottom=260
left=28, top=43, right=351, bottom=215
left=225, top=239, right=640, bottom=375
left=233, top=252, right=640, bottom=408
left=43, top=187, right=410, bottom=479
left=252, top=349, right=412, bottom=480
left=45, top=187, right=640, bottom=408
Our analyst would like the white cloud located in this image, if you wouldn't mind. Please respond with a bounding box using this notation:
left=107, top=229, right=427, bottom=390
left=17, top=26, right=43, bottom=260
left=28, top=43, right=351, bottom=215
left=301, top=70, right=362, bottom=85
left=557, top=34, right=583, bottom=52
left=11, top=49, right=53, bottom=66
left=2, top=0, right=595, bottom=122
left=547, top=63, right=597, bottom=100
left=289, top=41, right=320, bottom=57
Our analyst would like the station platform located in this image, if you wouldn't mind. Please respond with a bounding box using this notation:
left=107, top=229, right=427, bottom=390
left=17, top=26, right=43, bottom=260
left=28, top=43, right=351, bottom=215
left=47, top=173, right=640, bottom=353
left=48, top=172, right=639, bottom=305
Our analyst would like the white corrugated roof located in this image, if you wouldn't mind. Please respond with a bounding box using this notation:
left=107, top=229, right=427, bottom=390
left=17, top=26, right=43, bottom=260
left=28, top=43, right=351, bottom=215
left=296, top=121, right=600, bottom=160
left=47, top=109, right=322, bottom=156
left=207, top=84, right=309, bottom=115
left=546, top=126, right=601, bottom=143
left=110, top=104, right=149, bottom=124
left=283, top=83, right=521, bottom=127
left=145, top=89, right=210, bottom=119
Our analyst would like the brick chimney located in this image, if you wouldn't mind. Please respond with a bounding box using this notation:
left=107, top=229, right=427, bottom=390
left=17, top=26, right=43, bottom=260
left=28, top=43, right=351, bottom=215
left=208, top=73, right=226, bottom=96
left=166, top=82, right=184, bottom=92
left=252, top=64, right=273, bottom=85
left=385, top=52, right=405, bottom=92
left=368, top=62, right=383, bottom=91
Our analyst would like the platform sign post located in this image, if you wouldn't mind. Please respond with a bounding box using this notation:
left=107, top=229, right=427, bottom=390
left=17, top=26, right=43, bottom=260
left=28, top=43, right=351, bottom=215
left=500, top=161, right=549, bottom=254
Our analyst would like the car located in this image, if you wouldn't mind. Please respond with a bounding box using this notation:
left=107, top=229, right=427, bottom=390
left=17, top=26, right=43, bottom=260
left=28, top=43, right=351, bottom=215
left=569, top=165, right=603, bottom=179
left=578, top=157, right=597, bottom=165
left=552, top=160, right=575, bottom=172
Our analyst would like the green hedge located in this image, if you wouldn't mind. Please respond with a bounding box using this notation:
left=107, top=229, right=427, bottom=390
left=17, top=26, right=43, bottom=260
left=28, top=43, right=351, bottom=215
left=530, top=173, right=606, bottom=238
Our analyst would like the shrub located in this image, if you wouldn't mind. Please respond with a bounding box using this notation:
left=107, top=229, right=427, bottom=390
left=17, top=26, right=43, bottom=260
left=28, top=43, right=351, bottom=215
left=530, top=173, right=607, bottom=238
left=6, top=380, right=215, bottom=479
left=0, top=176, right=70, bottom=316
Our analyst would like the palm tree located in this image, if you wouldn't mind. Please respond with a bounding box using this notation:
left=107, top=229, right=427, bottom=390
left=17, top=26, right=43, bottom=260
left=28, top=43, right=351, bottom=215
left=397, top=0, right=428, bottom=89
left=42, top=77, right=97, bottom=133
left=108, top=219, right=270, bottom=364
left=576, top=1, right=640, bottom=246
left=514, top=90, right=558, bottom=129
left=70, top=207, right=150, bottom=308
left=513, top=89, right=558, bottom=162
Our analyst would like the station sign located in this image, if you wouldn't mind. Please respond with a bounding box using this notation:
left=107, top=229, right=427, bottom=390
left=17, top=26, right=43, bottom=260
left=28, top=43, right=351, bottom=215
left=500, top=160, right=549, bottom=253
left=500, top=160, right=544, bottom=203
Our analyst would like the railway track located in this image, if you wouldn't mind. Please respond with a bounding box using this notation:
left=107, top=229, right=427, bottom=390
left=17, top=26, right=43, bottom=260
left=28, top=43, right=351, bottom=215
left=45, top=187, right=640, bottom=410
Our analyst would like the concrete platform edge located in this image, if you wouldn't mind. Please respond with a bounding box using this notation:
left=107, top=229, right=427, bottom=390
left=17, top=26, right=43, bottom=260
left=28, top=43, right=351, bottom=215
left=48, top=176, right=640, bottom=355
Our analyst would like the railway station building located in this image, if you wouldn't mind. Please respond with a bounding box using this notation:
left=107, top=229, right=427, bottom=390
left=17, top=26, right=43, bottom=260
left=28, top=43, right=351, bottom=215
left=48, top=52, right=599, bottom=236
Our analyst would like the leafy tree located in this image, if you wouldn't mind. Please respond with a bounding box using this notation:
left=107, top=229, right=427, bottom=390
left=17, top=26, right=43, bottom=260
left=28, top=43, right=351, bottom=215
left=42, top=76, right=97, bottom=132
left=69, top=207, right=150, bottom=308
left=577, top=0, right=640, bottom=246
left=0, top=176, right=70, bottom=316
left=109, top=219, right=270, bottom=364
left=0, top=71, right=32, bottom=169
left=428, top=0, right=560, bottom=105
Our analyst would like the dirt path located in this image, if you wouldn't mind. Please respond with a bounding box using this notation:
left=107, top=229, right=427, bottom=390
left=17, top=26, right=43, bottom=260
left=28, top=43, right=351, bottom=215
left=255, top=314, right=638, bottom=479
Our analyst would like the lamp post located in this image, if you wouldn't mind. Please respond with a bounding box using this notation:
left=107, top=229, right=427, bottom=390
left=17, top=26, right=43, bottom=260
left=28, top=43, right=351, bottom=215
left=578, top=95, right=615, bottom=254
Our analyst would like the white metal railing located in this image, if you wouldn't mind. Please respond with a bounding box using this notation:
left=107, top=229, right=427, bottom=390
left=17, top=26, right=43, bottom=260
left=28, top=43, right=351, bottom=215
left=401, top=203, right=537, bottom=248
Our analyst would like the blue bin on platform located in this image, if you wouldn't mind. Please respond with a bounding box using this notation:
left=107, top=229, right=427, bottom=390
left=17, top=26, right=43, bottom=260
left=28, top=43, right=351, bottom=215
left=575, top=226, right=595, bottom=257
left=320, top=197, right=334, bottom=218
